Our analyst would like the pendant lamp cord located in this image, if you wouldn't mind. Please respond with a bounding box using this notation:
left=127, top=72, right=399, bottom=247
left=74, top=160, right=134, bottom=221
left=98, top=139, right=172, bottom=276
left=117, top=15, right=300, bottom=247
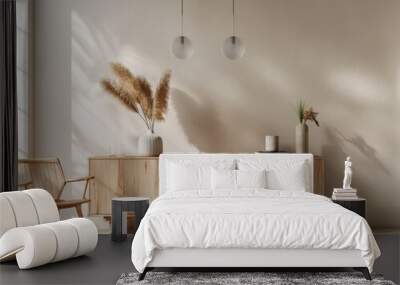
left=181, top=0, right=184, bottom=36
left=232, top=0, right=235, bottom=36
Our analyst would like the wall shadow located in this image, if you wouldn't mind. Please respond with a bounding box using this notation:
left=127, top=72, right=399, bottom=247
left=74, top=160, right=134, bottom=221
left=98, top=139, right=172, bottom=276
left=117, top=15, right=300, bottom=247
left=172, top=88, right=223, bottom=152
left=336, top=129, right=390, bottom=176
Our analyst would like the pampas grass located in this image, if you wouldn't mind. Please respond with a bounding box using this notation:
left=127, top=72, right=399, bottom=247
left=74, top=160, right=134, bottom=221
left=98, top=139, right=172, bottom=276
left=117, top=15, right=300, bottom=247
left=101, top=79, right=137, bottom=112
left=101, top=63, right=171, bottom=133
left=153, top=71, right=171, bottom=121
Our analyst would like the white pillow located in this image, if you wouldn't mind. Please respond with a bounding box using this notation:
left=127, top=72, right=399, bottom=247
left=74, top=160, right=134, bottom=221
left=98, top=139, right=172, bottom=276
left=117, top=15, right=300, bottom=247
left=238, top=159, right=309, bottom=191
left=211, top=169, right=267, bottom=190
left=237, top=169, right=267, bottom=188
left=267, top=162, right=307, bottom=191
left=166, top=159, right=236, bottom=192
left=211, top=169, right=236, bottom=190
left=167, top=163, right=211, bottom=191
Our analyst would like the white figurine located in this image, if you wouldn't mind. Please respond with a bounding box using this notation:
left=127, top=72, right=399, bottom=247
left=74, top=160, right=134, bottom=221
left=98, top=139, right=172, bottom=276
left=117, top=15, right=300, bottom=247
left=342, top=156, right=352, bottom=189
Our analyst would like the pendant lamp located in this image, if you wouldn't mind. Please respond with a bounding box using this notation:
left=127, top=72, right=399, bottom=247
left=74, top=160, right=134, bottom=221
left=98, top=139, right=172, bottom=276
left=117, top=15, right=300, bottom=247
left=172, top=0, right=194, bottom=59
left=222, top=0, right=245, bottom=60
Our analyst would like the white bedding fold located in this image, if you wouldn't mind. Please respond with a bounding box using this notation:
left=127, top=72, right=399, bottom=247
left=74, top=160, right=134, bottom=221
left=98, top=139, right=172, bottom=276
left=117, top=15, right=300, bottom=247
left=131, top=190, right=380, bottom=273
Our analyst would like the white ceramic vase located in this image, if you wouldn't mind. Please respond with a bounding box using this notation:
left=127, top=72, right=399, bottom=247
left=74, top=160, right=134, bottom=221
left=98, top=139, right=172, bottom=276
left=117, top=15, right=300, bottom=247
left=137, top=132, right=163, bottom=156
left=295, top=123, right=309, bottom=153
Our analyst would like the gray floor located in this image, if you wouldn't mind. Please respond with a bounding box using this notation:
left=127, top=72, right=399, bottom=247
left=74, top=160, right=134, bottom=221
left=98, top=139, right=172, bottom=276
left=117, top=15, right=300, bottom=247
left=374, top=232, right=400, bottom=284
left=1, top=234, right=399, bottom=285
left=0, top=235, right=134, bottom=285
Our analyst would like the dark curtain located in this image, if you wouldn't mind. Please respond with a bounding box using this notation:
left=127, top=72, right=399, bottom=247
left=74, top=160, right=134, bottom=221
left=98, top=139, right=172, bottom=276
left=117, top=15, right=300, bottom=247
left=0, top=0, right=17, bottom=192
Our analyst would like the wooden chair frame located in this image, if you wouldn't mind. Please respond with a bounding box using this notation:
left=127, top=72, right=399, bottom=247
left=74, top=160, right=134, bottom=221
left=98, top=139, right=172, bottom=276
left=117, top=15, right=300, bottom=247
left=18, top=158, right=94, bottom=217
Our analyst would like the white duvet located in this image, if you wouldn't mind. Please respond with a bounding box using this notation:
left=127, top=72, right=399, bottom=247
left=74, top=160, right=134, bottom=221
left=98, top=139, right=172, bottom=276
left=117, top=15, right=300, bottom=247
left=131, top=190, right=380, bottom=273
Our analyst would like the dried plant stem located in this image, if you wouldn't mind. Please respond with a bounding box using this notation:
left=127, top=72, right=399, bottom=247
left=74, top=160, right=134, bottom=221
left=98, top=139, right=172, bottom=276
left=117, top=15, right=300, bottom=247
left=137, top=109, right=151, bottom=130
left=138, top=105, right=152, bottom=132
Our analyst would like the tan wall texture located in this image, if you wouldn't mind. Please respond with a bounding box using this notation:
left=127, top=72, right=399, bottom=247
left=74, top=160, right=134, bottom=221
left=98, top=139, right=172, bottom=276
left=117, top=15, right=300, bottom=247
left=34, top=0, right=400, bottom=228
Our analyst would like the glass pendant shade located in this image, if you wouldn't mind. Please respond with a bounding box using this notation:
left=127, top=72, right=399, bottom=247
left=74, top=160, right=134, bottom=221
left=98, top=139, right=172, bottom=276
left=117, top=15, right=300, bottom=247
left=172, top=36, right=194, bottom=59
left=172, top=0, right=193, bottom=60
left=222, top=36, right=245, bottom=60
left=223, top=0, right=245, bottom=60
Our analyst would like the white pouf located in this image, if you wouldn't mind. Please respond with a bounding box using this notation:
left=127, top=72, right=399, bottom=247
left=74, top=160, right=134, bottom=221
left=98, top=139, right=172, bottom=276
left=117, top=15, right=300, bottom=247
left=0, top=189, right=98, bottom=269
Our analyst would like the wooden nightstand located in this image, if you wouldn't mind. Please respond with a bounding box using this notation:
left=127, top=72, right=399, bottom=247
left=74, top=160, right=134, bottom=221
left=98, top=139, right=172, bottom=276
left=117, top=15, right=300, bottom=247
left=332, top=198, right=366, bottom=218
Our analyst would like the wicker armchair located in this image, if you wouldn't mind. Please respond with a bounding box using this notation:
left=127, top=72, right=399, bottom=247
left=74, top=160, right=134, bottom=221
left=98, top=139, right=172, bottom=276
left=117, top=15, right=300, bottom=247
left=18, top=158, right=94, bottom=217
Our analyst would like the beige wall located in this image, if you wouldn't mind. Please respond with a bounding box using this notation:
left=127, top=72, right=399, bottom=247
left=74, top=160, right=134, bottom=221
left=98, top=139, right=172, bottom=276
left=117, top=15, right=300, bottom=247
left=34, top=0, right=400, bottom=228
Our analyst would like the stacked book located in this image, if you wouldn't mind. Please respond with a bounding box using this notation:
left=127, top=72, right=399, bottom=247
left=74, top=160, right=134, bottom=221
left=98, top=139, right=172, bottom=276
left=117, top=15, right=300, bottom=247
left=332, top=188, right=358, bottom=200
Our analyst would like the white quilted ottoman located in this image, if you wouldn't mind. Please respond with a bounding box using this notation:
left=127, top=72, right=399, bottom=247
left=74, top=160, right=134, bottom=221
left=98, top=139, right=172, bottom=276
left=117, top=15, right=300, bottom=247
left=0, top=189, right=98, bottom=269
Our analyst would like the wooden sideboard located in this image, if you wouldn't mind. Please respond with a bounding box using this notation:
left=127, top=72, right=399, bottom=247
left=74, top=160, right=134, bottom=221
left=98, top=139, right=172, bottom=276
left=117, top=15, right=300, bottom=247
left=313, top=155, right=325, bottom=196
left=89, top=156, right=158, bottom=216
left=88, top=154, right=325, bottom=216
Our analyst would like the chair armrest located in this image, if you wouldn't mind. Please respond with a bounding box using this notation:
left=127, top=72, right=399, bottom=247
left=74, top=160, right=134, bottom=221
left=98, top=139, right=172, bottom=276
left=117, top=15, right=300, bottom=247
left=65, top=176, right=94, bottom=183
left=18, top=181, right=33, bottom=189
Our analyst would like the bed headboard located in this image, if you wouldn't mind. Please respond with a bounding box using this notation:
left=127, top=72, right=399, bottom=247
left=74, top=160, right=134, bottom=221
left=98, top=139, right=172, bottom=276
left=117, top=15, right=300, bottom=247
left=159, top=153, right=314, bottom=195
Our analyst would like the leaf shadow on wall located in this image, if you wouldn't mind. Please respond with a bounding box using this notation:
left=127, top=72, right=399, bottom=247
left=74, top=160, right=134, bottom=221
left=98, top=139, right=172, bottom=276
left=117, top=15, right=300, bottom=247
left=322, top=127, right=390, bottom=194
left=171, top=88, right=223, bottom=152
left=336, top=130, right=390, bottom=176
left=321, top=128, right=347, bottom=192
left=171, top=88, right=226, bottom=153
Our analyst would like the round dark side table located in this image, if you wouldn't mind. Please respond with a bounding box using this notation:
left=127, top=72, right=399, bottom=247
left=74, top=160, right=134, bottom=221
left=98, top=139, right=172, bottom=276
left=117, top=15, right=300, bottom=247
left=111, top=197, right=149, bottom=242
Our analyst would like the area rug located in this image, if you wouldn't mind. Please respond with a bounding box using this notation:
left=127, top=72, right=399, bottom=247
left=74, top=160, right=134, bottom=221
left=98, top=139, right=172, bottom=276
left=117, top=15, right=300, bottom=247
left=116, top=272, right=396, bottom=285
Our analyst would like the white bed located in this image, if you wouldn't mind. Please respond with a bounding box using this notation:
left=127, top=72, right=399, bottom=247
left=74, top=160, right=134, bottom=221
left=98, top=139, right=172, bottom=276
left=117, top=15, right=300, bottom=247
left=131, top=154, right=380, bottom=280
